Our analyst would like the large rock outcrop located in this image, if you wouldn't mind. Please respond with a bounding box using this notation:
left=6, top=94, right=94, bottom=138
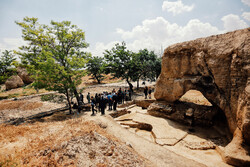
left=152, top=28, right=250, bottom=166
left=17, top=67, right=33, bottom=84
left=5, top=75, right=24, bottom=90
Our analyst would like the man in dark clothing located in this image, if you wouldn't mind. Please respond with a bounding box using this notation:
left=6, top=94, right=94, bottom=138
left=128, top=82, right=133, bottom=93
left=112, top=93, right=118, bottom=111
left=87, top=92, right=91, bottom=103
left=121, top=89, right=125, bottom=104
left=99, top=95, right=107, bottom=115
left=107, top=93, right=113, bottom=110
left=96, top=94, right=101, bottom=112
left=128, top=88, right=132, bottom=100
left=148, top=87, right=152, bottom=99
left=91, top=96, right=97, bottom=115
left=144, top=86, right=148, bottom=99
left=79, top=93, right=84, bottom=103
left=118, top=88, right=122, bottom=104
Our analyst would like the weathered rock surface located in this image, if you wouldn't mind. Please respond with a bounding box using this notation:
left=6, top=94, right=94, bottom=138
left=148, top=100, right=219, bottom=126
left=5, top=75, right=24, bottom=90
left=110, top=109, right=131, bottom=118
left=17, top=67, right=33, bottom=84
left=153, top=28, right=250, bottom=166
left=134, top=99, right=155, bottom=109
left=120, top=121, right=153, bottom=131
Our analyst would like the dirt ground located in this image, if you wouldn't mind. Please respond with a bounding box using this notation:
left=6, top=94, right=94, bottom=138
left=0, top=79, right=232, bottom=167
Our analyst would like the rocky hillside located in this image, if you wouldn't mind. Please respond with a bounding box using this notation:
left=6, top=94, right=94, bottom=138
left=154, top=28, right=250, bottom=166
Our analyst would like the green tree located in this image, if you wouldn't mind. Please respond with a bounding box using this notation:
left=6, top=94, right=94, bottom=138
left=86, top=56, right=105, bottom=84
left=0, top=50, right=16, bottom=84
left=104, top=42, right=134, bottom=89
left=131, top=49, right=161, bottom=88
left=15, top=17, right=89, bottom=113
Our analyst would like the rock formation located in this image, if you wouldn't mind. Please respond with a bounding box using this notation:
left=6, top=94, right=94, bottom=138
left=4, top=67, right=33, bottom=90
left=151, top=28, right=250, bottom=166
left=134, top=99, right=155, bottom=109
left=17, top=67, right=33, bottom=84
left=5, top=75, right=24, bottom=90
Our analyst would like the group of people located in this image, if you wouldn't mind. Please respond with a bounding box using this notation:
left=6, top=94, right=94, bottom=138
left=76, top=85, right=153, bottom=115
left=144, top=86, right=152, bottom=99
left=80, top=87, right=133, bottom=116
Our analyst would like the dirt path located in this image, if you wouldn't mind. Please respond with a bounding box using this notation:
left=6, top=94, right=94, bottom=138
left=84, top=112, right=206, bottom=167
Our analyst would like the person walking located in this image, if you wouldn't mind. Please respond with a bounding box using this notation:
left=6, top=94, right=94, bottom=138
left=79, top=93, right=84, bottom=103
left=128, top=88, right=132, bottom=100
left=107, top=92, right=113, bottom=110
left=90, top=96, right=97, bottom=116
left=148, top=87, right=152, bottom=99
left=121, top=89, right=125, bottom=104
left=87, top=92, right=91, bottom=103
left=99, top=95, right=107, bottom=115
left=118, top=88, right=122, bottom=104
left=112, top=92, right=118, bottom=111
left=144, top=86, right=148, bottom=99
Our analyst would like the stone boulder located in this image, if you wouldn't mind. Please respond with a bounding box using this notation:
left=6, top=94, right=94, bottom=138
left=134, top=99, right=155, bottom=109
left=5, top=75, right=24, bottom=90
left=17, top=67, right=33, bottom=84
left=110, top=109, right=131, bottom=118
left=152, top=28, right=250, bottom=166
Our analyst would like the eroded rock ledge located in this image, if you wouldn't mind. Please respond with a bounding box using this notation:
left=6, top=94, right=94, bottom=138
left=151, top=28, right=250, bottom=166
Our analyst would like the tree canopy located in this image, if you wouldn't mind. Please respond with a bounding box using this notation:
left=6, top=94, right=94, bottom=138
left=15, top=17, right=90, bottom=113
left=86, top=56, right=105, bottom=84
left=104, top=42, right=161, bottom=88
left=104, top=42, right=133, bottom=82
left=0, top=50, right=16, bottom=84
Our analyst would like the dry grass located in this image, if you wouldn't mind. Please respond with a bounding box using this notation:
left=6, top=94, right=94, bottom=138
left=0, top=100, right=43, bottom=111
left=0, top=117, right=119, bottom=166
left=79, top=74, right=122, bottom=87
left=0, top=86, right=47, bottom=99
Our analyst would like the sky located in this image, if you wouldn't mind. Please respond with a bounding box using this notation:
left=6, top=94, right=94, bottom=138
left=0, top=0, right=249, bottom=57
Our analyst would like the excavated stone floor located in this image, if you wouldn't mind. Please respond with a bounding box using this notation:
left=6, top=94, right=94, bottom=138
left=110, top=104, right=231, bottom=167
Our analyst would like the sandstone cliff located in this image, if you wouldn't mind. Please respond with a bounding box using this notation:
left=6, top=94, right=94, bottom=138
left=153, top=28, right=250, bottom=166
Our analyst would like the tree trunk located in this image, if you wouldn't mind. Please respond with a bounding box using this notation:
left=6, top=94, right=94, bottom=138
left=137, top=79, right=139, bottom=89
left=65, top=89, right=72, bottom=114
left=94, top=74, right=101, bottom=84
left=97, top=78, right=101, bottom=84
left=68, top=76, right=80, bottom=110
left=126, top=78, right=133, bottom=93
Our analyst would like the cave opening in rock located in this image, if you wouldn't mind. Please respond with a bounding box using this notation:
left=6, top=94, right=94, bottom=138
left=177, top=89, right=231, bottom=143
left=179, top=90, right=212, bottom=106
left=178, top=90, right=228, bottom=128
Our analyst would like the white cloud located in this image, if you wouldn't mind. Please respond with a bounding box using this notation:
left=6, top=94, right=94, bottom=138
left=242, top=12, right=250, bottom=21
left=116, top=17, right=221, bottom=53
left=221, top=14, right=248, bottom=32
left=88, top=41, right=119, bottom=57
left=0, top=37, right=26, bottom=52
left=241, top=0, right=250, bottom=6
left=162, top=0, right=194, bottom=15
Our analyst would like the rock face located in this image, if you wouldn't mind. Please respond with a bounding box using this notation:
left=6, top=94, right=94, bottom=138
left=147, top=100, right=219, bottom=127
left=5, top=75, right=24, bottom=90
left=153, top=28, right=250, bottom=166
left=17, top=67, right=33, bottom=84
left=134, top=99, right=155, bottom=109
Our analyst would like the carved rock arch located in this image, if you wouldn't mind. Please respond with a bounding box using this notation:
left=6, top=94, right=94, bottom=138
left=151, top=28, right=250, bottom=166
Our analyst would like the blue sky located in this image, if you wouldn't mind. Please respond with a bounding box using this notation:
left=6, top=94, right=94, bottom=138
left=0, top=0, right=249, bottom=57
